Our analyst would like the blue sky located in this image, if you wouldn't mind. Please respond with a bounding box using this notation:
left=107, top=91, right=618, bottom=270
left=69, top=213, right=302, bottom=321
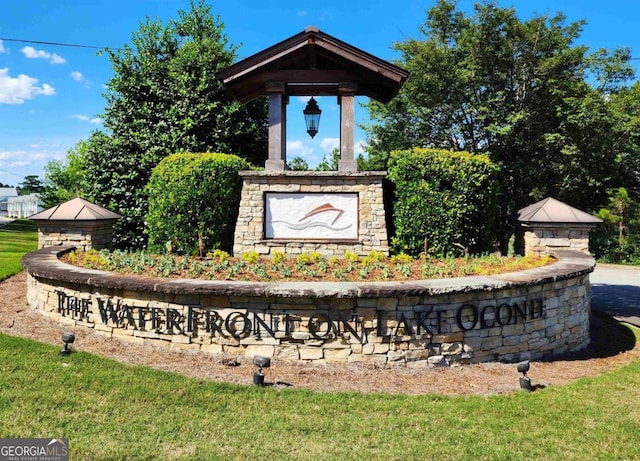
left=1, top=0, right=639, bottom=186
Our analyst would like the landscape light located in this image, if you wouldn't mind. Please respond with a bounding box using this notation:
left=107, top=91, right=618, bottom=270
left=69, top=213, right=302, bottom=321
left=253, top=355, right=271, bottom=386
left=60, top=332, right=75, bottom=356
left=303, top=97, right=321, bottom=138
left=517, top=360, right=531, bottom=391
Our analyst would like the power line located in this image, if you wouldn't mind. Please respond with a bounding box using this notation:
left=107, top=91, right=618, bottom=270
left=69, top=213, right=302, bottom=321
left=2, top=36, right=640, bottom=63
left=0, top=37, right=122, bottom=51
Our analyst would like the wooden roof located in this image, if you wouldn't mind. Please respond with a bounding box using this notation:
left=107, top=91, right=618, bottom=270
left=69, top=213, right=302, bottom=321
left=216, top=26, right=409, bottom=104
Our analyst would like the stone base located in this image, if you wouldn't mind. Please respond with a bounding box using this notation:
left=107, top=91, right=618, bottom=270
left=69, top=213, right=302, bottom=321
left=23, top=246, right=595, bottom=365
left=233, top=171, right=389, bottom=257
left=515, top=224, right=593, bottom=257
left=36, top=220, right=116, bottom=251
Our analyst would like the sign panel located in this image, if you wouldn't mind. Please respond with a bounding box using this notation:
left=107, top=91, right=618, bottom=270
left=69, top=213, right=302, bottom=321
left=265, top=193, right=358, bottom=240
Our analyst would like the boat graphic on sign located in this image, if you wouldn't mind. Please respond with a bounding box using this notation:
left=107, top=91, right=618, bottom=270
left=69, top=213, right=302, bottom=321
left=265, top=193, right=358, bottom=239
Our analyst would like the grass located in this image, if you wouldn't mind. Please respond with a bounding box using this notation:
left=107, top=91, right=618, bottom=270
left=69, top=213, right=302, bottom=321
left=1, top=328, right=639, bottom=460
left=0, top=219, right=37, bottom=281
left=3, top=219, right=638, bottom=458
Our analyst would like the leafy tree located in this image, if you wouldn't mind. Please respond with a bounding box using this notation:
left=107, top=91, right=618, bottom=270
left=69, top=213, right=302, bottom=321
left=316, top=148, right=340, bottom=171
left=41, top=140, right=88, bottom=208
left=287, top=156, right=310, bottom=171
left=363, top=0, right=637, bottom=251
left=591, top=188, right=640, bottom=264
left=17, top=175, right=44, bottom=195
left=74, top=0, right=267, bottom=248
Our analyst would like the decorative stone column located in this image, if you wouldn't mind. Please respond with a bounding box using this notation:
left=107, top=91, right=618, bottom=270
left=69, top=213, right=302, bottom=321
left=29, top=197, right=121, bottom=251
left=510, top=197, right=602, bottom=256
left=233, top=171, right=389, bottom=257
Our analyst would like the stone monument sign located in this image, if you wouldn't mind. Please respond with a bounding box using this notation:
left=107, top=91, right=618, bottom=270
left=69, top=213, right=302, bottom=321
left=216, top=26, right=408, bottom=256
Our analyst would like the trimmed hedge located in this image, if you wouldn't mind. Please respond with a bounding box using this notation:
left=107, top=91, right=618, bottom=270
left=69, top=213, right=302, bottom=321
left=387, top=148, right=499, bottom=257
left=146, top=153, right=251, bottom=254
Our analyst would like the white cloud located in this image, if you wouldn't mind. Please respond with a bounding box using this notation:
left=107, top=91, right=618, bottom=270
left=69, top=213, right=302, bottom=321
left=286, top=140, right=314, bottom=158
left=0, top=68, right=55, bottom=104
left=317, top=138, right=366, bottom=155
left=0, top=146, right=67, bottom=183
left=355, top=140, right=367, bottom=155
left=0, top=40, right=5, bottom=54
left=70, top=71, right=84, bottom=82
left=49, top=54, right=66, bottom=64
left=21, top=46, right=66, bottom=64
left=71, top=114, right=102, bottom=124
left=320, top=137, right=339, bottom=151
left=0, top=150, right=40, bottom=173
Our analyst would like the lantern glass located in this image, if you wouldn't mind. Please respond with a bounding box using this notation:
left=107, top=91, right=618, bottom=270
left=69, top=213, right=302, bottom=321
left=303, top=97, right=321, bottom=138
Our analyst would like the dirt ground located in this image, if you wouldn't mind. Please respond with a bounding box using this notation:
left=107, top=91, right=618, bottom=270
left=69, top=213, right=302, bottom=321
left=2, top=271, right=638, bottom=396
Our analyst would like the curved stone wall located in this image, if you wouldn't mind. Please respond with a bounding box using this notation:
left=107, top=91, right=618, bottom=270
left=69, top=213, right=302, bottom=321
left=22, top=247, right=595, bottom=365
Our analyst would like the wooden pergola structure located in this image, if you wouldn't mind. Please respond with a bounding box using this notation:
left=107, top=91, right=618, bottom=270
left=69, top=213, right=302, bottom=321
left=216, top=26, right=408, bottom=171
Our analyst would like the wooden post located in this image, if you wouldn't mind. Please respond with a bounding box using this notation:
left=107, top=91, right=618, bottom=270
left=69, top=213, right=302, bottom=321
left=281, top=95, right=288, bottom=163
left=338, top=82, right=358, bottom=172
left=266, top=81, right=286, bottom=171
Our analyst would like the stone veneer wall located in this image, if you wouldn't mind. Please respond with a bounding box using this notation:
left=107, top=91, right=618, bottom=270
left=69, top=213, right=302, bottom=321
left=233, top=171, right=388, bottom=257
left=35, top=220, right=116, bottom=251
left=23, top=247, right=594, bottom=366
left=515, top=225, right=592, bottom=257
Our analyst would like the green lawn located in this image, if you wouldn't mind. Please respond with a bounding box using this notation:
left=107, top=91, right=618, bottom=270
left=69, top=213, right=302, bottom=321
left=1, top=328, right=639, bottom=460
left=2, top=219, right=639, bottom=459
left=0, top=219, right=38, bottom=281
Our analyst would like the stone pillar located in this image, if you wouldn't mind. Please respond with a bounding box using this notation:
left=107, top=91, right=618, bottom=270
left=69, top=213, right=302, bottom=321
left=338, top=82, right=357, bottom=172
left=265, top=81, right=286, bottom=171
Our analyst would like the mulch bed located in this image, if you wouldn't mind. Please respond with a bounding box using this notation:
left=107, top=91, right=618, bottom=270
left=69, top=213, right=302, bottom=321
left=2, top=271, right=638, bottom=396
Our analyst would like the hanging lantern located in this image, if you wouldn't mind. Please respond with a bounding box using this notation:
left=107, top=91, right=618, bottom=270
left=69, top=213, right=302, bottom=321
left=303, top=97, right=321, bottom=138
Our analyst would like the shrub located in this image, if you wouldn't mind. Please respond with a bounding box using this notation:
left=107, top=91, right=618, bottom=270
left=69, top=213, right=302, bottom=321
left=146, top=153, right=251, bottom=255
left=345, top=251, right=360, bottom=263
left=387, top=148, right=499, bottom=257
left=209, top=249, right=230, bottom=264
left=271, top=251, right=287, bottom=265
left=296, top=253, right=312, bottom=267
left=242, top=251, right=260, bottom=264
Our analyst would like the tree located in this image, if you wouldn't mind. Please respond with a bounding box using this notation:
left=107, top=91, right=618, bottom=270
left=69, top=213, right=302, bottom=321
left=364, top=0, right=637, bottom=250
left=74, top=0, right=268, bottom=248
left=591, top=188, right=640, bottom=263
left=316, top=148, right=340, bottom=171
left=41, top=140, right=88, bottom=208
left=17, top=175, right=44, bottom=195
left=287, top=156, right=310, bottom=171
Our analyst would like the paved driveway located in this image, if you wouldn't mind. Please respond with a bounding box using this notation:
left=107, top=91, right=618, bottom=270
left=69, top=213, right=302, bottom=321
left=590, top=263, right=640, bottom=326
